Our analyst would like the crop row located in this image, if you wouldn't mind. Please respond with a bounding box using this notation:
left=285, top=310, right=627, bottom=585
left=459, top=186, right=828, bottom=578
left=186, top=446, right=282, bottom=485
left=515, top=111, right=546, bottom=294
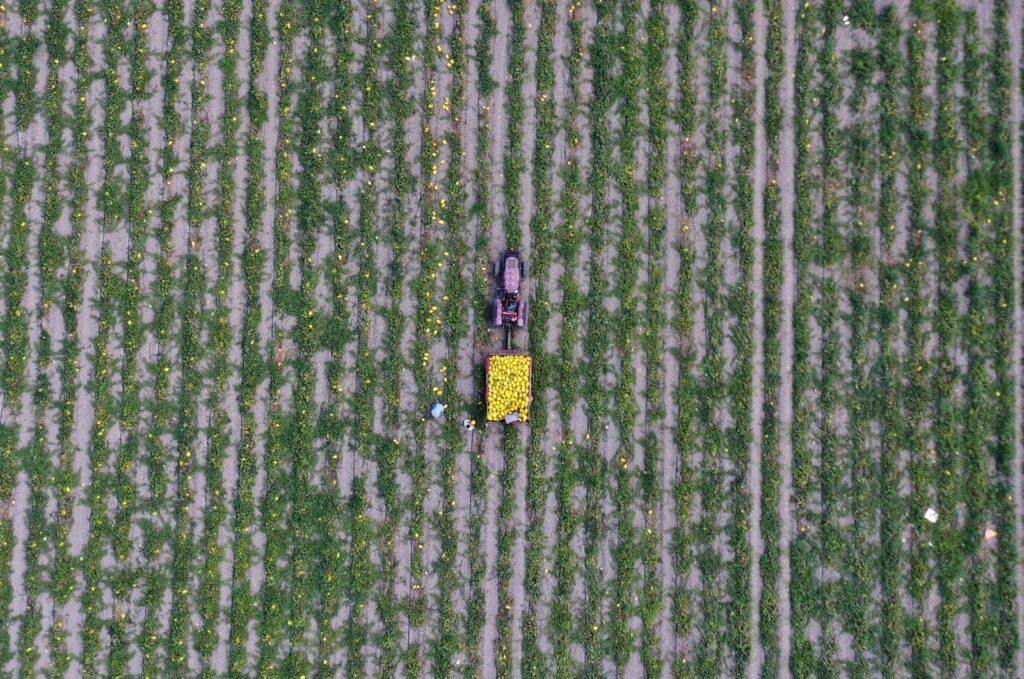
left=0, top=0, right=1020, bottom=677
left=776, top=3, right=1020, bottom=676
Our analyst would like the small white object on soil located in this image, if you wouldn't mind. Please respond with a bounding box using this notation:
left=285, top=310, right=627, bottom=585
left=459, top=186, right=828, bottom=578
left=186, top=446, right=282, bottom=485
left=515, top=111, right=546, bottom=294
left=924, top=508, right=939, bottom=523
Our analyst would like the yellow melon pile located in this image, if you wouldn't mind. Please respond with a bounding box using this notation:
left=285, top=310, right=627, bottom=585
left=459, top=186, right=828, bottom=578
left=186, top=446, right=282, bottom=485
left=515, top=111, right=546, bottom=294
left=486, top=354, right=531, bottom=422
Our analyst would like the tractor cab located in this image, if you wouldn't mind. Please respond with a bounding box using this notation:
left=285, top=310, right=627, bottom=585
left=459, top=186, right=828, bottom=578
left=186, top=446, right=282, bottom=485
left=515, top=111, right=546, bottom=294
left=493, top=251, right=527, bottom=329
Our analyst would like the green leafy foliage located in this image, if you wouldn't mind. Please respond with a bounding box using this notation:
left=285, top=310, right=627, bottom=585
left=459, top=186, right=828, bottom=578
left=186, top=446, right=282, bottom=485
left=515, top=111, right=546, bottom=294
left=0, top=1, right=1018, bottom=677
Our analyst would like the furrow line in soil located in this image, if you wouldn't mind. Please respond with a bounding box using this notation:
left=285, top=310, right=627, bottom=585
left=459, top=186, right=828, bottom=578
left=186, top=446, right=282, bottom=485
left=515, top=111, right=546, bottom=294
left=1006, top=0, right=1024, bottom=672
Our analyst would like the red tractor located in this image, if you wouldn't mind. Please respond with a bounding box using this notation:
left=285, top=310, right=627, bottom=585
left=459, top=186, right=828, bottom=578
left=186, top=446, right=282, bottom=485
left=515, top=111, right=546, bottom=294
left=493, top=250, right=527, bottom=331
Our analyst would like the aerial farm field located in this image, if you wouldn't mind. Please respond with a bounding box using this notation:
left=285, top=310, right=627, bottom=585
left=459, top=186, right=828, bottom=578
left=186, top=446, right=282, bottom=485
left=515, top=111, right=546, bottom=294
left=0, top=0, right=1023, bottom=676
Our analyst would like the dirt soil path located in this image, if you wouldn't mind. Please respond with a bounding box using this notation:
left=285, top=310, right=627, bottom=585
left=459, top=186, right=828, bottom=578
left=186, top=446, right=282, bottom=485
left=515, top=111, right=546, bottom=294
left=1008, top=0, right=1024, bottom=674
